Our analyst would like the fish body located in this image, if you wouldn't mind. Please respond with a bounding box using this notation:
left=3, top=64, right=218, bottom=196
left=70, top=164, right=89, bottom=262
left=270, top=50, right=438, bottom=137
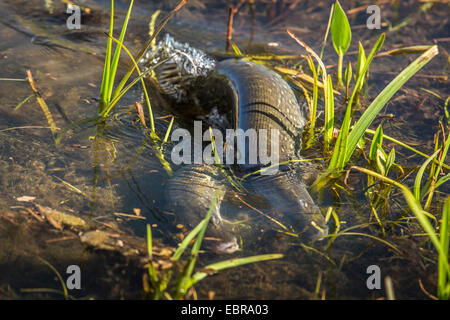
left=165, top=165, right=239, bottom=254
left=216, top=59, right=306, bottom=167
left=164, top=57, right=327, bottom=253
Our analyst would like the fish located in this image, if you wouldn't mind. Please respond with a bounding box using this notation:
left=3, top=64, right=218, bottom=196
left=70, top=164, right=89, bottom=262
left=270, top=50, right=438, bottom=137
left=154, top=39, right=327, bottom=253
left=165, top=165, right=239, bottom=254
left=215, top=59, right=328, bottom=238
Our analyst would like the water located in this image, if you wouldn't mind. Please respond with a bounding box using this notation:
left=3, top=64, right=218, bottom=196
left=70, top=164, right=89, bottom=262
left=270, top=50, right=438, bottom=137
left=0, top=0, right=448, bottom=299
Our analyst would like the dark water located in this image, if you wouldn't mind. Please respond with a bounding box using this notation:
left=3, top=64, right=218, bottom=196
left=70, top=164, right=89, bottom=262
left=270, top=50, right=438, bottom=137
left=0, top=0, right=448, bottom=299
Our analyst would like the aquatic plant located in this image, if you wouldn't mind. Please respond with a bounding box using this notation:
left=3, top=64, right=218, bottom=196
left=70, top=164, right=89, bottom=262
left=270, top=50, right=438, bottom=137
left=351, top=164, right=449, bottom=300
left=330, top=0, right=351, bottom=86
left=96, top=0, right=188, bottom=138
left=284, top=2, right=447, bottom=299
left=314, top=40, right=438, bottom=188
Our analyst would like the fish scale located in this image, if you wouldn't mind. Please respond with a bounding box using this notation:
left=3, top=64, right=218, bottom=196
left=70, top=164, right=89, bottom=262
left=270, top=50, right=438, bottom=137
left=216, top=59, right=305, bottom=161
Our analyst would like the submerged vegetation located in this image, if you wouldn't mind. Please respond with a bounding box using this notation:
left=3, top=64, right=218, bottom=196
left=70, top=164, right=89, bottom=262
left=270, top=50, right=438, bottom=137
left=0, top=0, right=448, bottom=299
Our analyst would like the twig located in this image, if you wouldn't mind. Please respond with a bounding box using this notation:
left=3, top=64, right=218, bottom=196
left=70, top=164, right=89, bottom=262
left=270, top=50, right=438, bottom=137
left=23, top=207, right=44, bottom=222
left=45, top=235, right=78, bottom=244
left=418, top=278, right=438, bottom=300
left=233, top=192, right=288, bottom=231
left=226, top=6, right=238, bottom=52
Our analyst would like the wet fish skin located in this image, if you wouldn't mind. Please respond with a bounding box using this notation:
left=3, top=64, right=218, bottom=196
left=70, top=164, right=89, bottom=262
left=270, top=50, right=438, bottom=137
left=164, top=58, right=327, bottom=250
left=216, top=59, right=328, bottom=238
left=247, top=170, right=328, bottom=238
left=165, top=165, right=239, bottom=254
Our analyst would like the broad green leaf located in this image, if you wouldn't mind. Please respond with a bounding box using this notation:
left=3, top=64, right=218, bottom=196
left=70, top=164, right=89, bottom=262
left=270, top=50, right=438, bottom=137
left=384, top=148, right=395, bottom=175
left=369, top=125, right=383, bottom=161
left=376, top=149, right=386, bottom=175
left=331, top=0, right=351, bottom=56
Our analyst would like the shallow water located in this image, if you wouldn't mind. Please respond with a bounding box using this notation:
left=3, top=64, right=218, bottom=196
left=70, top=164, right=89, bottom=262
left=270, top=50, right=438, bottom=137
left=0, top=0, right=449, bottom=299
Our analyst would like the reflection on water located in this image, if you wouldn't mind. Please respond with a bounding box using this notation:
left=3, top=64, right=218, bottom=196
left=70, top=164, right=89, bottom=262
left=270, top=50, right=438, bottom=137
left=0, top=0, right=448, bottom=299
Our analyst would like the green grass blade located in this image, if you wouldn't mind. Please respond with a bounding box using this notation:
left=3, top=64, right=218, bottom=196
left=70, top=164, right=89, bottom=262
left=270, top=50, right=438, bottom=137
left=369, top=125, right=383, bottom=161
left=36, top=257, right=69, bottom=299
left=231, top=43, right=243, bottom=57
left=111, top=0, right=187, bottom=101
left=171, top=219, right=206, bottom=262
left=307, top=55, right=318, bottom=129
left=163, top=116, right=175, bottom=144
left=435, top=173, right=450, bottom=190
left=146, top=223, right=152, bottom=259
left=364, top=128, right=450, bottom=170
left=107, top=0, right=134, bottom=100
left=14, top=94, right=34, bottom=110
left=414, top=149, right=440, bottom=201
left=344, top=45, right=438, bottom=163
left=438, top=196, right=450, bottom=300
left=337, top=232, right=401, bottom=254
left=100, top=59, right=167, bottom=117
left=319, top=4, right=334, bottom=60
left=191, top=192, right=219, bottom=255
left=424, top=131, right=450, bottom=210
left=329, top=33, right=385, bottom=170
left=171, top=192, right=219, bottom=261
left=104, top=33, right=156, bottom=132
left=146, top=223, right=160, bottom=289
left=173, top=193, right=219, bottom=298
left=324, top=75, right=334, bottom=152
left=190, top=254, right=283, bottom=286
left=352, top=166, right=449, bottom=278
left=100, top=0, right=114, bottom=107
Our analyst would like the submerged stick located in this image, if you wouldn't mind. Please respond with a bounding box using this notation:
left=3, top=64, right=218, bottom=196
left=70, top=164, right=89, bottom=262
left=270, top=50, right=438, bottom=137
left=26, top=70, right=58, bottom=136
